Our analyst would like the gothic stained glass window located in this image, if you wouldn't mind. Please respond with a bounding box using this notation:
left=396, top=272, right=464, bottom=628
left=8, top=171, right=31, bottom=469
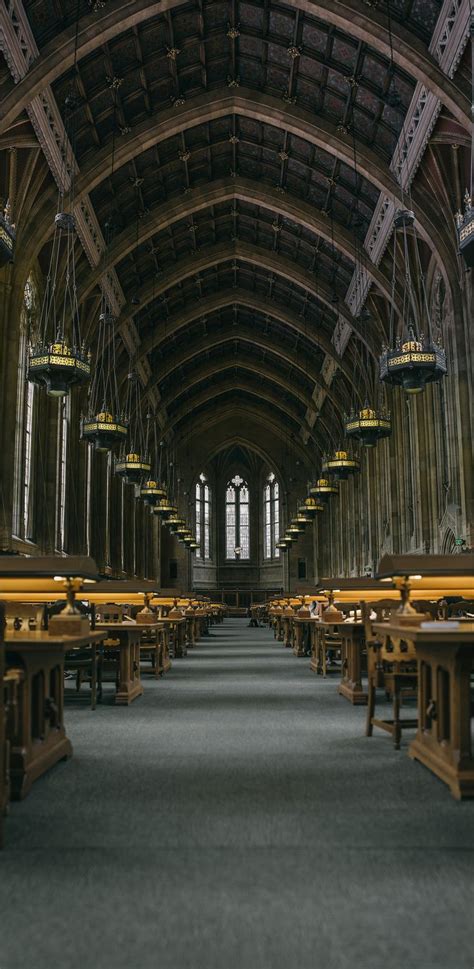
left=263, top=472, right=280, bottom=559
left=226, top=474, right=250, bottom=560
left=195, top=473, right=211, bottom=560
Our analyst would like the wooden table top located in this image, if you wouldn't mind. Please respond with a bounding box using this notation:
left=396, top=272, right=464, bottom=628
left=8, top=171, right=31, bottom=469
left=95, top=621, right=163, bottom=632
left=373, top=621, right=474, bottom=643
left=307, top=618, right=364, bottom=627
left=3, top=629, right=105, bottom=648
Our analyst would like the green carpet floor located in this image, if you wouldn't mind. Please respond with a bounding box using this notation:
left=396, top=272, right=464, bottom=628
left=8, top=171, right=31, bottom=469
left=1, top=619, right=473, bottom=969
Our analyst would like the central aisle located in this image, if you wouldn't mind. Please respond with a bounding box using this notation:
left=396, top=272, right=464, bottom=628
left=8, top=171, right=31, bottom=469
left=1, top=619, right=473, bottom=969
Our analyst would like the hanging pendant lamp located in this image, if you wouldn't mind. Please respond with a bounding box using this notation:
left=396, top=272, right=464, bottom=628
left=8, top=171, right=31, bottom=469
left=324, top=449, right=360, bottom=480
left=150, top=443, right=173, bottom=515
left=175, top=522, right=190, bottom=539
left=379, top=209, right=446, bottom=394
left=140, top=422, right=168, bottom=506
left=345, top=401, right=392, bottom=447
left=299, top=496, right=324, bottom=517
left=28, top=98, right=90, bottom=397
left=28, top=211, right=91, bottom=397
left=115, top=371, right=151, bottom=484
left=140, top=480, right=167, bottom=506
left=81, top=308, right=128, bottom=451
left=310, top=478, right=339, bottom=500
left=82, top=90, right=129, bottom=442
left=154, top=498, right=175, bottom=519
left=82, top=219, right=127, bottom=450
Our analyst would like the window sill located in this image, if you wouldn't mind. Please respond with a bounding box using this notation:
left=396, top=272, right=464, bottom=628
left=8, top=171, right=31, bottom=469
left=224, top=559, right=251, bottom=564
left=11, top=535, right=39, bottom=552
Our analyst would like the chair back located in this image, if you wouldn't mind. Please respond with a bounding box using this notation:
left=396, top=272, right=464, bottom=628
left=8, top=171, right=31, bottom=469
left=447, top=599, right=474, bottom=618
left=100, top=603, right=126, bottom=623
left=4, top=602, right=46, bottom=631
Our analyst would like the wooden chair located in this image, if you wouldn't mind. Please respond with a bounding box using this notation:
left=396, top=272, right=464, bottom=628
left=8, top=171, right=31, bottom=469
left=64, top=644, right=102, bottom=709
left=448, top=599, right=474, bottom=618
left=4, top=602, right=46, bottom=633
left=138, top=624, right=167, bottom=679
left=312, top=622, right=343, bottom=676
left=363, top=600, right=418, bottom=750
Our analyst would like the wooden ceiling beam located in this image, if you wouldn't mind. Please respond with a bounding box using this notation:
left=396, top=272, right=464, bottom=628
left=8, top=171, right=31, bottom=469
left=70, top=178, right=394, bottom=306
left=0, top=0, right=469, bottom=134
left=99, top=244, right=383, bottom=359
left=140, top=326, right=352, bottom=420
left=23, top=90, right=453, bottom=276
left=130, top=287, right=362, bottom=383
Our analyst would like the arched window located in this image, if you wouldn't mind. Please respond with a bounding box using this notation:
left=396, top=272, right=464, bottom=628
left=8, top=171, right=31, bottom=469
left=195, top=472, right=211, bottom=559
left=263, top=472, right=280, bottom=559
left=13, top=276, right=37, bottom=540
left=226, top=474, right=250, bottom=560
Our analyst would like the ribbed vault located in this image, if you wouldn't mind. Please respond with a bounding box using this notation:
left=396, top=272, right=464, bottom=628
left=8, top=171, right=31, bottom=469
left=2, top=0, right=469, bottom=451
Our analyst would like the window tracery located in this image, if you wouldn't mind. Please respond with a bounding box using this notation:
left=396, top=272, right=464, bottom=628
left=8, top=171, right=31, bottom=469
left=263, top=472, right=280, bottom=559
left=195, top=472, right=211, bottom=560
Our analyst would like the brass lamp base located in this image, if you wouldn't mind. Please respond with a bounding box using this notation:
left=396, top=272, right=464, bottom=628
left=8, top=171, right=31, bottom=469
left=49, top=613, right=90, bottom=636
left=136, top=606, right=155, bottom=624
left=394, top=605, right=429, bottom=625
left=322, top=603, right=343, bottom=623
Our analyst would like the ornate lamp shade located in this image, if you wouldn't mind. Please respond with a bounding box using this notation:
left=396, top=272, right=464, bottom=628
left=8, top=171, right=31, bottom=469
left=345, top=405, right=391, bottom=447
left=275, top=540, right=289, bottom=551
left=379, top=333, right=447, bottom=395
left=81, top=307, right=128, bottom=452
left=283, top=532, right=295, bottom=545
left=140, top=479, right=167, bottom=506
left=166, top=515, right=184, bottom=532
left=310, top=478, right=339, bottom=500
left=455, top=192, right=474, bottom=268
left=296, top=512, right=312, bottom=526
left=381, top=209, right=447, bottom=394
left=287, top=522, right=302, bottom=537
left=115, top=452, right=152, bottom=485
left=189, top=541, right=200, bottom=552
left=325, top=450, right=360, bottom=480
left=154, top=499, right=176, bottom=519
left=299, top=497, right=324, bottom=517
left=175, top=522, right=190, bottom=539
left=81, top=411, right=128, bottom=452
left=28, top=340, right=91, bottom=397
left=27, top=211, right=90, bottom=397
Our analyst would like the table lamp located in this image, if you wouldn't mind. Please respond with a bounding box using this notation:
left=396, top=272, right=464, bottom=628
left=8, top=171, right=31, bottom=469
left=86, top=579, right=160, bottom=624
left=0, top=556, right=99, bottom=635
left=376, top=554, right=474, bottom=624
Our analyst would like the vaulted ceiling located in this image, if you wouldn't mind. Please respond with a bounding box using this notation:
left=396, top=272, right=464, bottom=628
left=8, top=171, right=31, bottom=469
left=0, top=0, right=470, bottom=458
